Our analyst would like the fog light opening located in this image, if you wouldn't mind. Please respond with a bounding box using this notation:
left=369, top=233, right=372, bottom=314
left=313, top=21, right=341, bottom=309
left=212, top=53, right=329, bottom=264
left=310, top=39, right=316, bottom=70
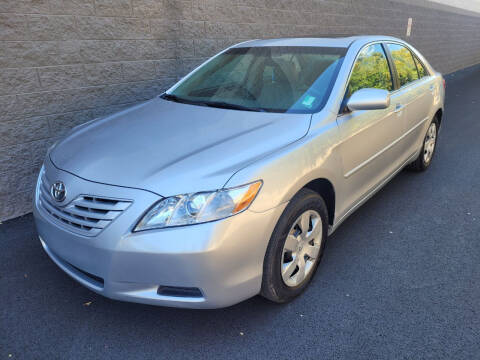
left=157, top=286, right=203, bottom=298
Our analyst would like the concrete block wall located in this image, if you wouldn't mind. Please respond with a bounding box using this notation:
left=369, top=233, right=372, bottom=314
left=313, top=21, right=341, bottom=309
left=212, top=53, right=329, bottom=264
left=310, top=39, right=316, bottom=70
left=1, top=0, right=480, bottom=220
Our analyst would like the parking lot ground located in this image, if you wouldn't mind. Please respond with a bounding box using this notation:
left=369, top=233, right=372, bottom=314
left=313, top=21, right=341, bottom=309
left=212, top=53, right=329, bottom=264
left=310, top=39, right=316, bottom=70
left=1, top=65, right=480, bottom=359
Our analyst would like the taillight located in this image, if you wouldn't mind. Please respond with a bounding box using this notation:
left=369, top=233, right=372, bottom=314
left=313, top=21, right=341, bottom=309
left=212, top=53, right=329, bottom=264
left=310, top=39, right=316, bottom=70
left=442, top=78, right=446, bottom=89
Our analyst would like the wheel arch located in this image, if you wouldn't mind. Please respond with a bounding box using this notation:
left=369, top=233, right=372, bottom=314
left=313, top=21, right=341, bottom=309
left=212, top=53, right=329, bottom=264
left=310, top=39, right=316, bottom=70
left=434, top=108, right=443, bottom=128
left=302, top=178, right=336, bottom=225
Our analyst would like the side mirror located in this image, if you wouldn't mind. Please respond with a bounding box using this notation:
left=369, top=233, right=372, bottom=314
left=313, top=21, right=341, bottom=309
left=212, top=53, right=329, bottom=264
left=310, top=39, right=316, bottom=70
left=346, top=88, right=391, bottom=111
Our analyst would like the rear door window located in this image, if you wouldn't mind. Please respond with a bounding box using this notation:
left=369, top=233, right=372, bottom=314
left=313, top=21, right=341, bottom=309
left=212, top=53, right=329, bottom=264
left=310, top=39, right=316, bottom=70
left=386, top=43, right=419, bottom=87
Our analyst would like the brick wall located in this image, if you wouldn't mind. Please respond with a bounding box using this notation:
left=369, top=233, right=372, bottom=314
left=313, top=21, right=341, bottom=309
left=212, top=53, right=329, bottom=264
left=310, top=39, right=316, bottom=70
left=1, top=0, right=480, bottom=220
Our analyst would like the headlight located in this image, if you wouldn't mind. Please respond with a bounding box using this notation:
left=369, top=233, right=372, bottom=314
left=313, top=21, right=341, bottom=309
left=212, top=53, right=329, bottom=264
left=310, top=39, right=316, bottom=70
left=134, top=181, right=262, bottom=231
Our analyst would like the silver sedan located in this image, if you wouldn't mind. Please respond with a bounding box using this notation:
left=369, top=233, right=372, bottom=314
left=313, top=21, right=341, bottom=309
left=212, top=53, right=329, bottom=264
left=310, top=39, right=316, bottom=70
left=34, top=36, right=445, bottom=308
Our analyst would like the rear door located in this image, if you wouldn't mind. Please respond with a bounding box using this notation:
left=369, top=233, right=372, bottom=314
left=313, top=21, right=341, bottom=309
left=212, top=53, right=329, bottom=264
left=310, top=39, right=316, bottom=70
left=337, top=43, right=405, bottom=206
left=385, top=43, right=435, bottom=158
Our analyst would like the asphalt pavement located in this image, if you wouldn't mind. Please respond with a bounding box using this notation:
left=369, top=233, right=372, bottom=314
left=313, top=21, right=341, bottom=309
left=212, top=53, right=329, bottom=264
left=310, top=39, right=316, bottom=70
left=1, top=65, right=480, bottom=359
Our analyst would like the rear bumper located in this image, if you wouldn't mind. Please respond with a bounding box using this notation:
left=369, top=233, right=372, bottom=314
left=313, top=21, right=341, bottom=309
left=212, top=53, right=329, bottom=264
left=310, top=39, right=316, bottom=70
left=34, top=160, right=285, bottom=308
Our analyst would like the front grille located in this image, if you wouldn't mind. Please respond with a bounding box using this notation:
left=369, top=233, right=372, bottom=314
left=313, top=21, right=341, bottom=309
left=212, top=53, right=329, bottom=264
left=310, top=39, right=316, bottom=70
left=38, top=169, right=132, bottom=236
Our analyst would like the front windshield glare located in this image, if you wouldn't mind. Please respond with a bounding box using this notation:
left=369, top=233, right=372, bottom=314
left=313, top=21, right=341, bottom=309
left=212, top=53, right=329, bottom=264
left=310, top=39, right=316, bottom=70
left=165, top=46, right=347, bottom=113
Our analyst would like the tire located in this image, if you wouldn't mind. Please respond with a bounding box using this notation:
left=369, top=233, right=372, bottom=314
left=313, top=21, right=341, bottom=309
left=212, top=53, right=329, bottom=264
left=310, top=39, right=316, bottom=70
left=408, top=117, right=439, bottom=172
left=261, top=188, right=328, bottom=303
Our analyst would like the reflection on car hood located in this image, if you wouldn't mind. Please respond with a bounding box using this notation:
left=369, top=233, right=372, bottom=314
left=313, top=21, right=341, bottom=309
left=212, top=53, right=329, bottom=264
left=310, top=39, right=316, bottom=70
left=50, top=97, right=311, bottom=196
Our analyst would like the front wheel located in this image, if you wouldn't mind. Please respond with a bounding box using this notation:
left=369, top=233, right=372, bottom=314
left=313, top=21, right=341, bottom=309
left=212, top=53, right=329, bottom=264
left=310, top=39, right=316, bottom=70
left=408, top=117, right=439, bottom=172
left=261, top=188, right=328, bottom=303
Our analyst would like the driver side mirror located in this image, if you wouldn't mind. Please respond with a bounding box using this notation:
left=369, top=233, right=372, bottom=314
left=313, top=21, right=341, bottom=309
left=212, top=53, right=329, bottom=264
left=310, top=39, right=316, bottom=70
left=346, top=88, right=391, bottom=111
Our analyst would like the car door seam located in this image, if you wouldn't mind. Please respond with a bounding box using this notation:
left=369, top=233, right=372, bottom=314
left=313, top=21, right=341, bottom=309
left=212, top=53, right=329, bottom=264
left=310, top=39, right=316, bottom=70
left=331, top=151, right=419, bottom=234
left=343, top=116, right=429, bottom=178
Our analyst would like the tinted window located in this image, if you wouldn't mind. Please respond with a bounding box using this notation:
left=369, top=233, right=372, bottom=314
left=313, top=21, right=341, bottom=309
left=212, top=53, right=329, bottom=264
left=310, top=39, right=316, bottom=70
left=347, top=44, right=393, bottom=97
left=166, top=46, right=347, bottom=113
left=387, top=43, right=419, bottom=86
left=414, top=56, right=428, bottom=78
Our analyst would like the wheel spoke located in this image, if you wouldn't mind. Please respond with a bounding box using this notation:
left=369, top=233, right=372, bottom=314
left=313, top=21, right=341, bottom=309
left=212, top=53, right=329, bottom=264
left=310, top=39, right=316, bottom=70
left=295, top=257, right=306, bottom=283
left=304, top=244, right=320, bottom=259
left=299, top=212, right=310, bottom=236
left=306, top=218, right=322, bottom=241
left=282, top=258, right=297, bottom=279
left=284, top=234, right=298, bottom=252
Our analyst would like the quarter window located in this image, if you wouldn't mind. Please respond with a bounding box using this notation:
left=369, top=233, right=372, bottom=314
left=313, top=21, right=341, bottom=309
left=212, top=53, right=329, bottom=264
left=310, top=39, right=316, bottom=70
left=414, top=56, right=428, bottom=78
left=387, top=43, right=419, bottom=86
left=346, top=44, right=393, bottom=98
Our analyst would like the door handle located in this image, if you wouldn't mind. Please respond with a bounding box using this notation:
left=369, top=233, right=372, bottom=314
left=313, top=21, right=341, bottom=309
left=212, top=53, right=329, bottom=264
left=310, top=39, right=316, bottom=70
left=394, top=104, right=404, bottom=113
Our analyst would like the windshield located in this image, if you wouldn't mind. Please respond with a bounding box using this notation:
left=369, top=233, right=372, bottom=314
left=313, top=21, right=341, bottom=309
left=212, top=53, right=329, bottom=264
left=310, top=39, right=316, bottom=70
left=164, top=46, right=347, bottom=113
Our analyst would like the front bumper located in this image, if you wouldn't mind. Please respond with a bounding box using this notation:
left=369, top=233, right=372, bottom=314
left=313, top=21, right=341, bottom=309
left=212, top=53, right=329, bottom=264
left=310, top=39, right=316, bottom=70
left=34, top=160, right=285, bottom=308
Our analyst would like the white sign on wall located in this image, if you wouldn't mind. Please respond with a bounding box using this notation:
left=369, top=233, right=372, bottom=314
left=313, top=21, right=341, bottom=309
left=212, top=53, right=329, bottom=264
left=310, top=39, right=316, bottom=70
left=406, top=17, right=413, bottom=37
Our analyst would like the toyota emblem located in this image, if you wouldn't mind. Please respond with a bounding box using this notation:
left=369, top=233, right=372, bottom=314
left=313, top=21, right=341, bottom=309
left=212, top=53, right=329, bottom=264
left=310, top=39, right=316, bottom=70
left=50, top=181, right=67, bottom=202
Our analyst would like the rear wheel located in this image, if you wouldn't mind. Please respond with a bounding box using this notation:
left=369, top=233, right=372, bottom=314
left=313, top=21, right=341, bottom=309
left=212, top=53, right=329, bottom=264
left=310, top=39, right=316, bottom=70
left=408, top=117, right=439, bottom=172
left=261, top=188, right=328, bottom=303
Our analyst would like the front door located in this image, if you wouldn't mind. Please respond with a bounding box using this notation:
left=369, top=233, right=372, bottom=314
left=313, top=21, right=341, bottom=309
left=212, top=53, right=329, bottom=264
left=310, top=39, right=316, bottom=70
left=337, top=43, right=405, bottom=212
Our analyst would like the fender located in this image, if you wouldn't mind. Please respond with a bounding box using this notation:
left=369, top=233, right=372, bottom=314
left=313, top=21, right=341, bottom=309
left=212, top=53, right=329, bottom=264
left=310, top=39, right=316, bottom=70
left=224, top=109, right=346, bottom=223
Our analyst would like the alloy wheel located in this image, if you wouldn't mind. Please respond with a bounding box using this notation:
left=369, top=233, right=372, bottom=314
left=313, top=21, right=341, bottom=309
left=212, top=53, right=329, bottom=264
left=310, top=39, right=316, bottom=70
left=281, top=210, right=323, bottom=287
left=423, top=122, right=437, bottom=164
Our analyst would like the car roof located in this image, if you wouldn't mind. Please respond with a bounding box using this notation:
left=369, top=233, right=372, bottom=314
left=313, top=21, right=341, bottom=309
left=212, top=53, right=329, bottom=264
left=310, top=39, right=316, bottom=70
left=233, top=36, right=404, bottom=48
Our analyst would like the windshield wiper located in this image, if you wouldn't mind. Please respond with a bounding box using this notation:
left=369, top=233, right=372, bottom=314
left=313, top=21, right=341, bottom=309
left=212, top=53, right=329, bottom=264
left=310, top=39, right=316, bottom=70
left=201, top=101, right=266, bottom=112
left=161, top=93, right=265, bottom=112
left=160, top=93, right=191, bottom=104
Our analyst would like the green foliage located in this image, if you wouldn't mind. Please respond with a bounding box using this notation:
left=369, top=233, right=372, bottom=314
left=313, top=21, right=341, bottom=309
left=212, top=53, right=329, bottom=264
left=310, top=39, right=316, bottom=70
left=348, top=46, right=393, bottom=96
left=390, top=47, right=419, bottom=86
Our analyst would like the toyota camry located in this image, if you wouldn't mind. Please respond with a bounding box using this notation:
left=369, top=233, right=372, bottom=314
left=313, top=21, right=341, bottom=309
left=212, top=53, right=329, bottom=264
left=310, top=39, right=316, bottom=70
left=34, top=36, right=445, bottom=308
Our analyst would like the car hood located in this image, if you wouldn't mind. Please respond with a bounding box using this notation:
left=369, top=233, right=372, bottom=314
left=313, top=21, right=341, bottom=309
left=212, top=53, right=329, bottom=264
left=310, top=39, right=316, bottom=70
left=50, top=97, right=311, bottom=196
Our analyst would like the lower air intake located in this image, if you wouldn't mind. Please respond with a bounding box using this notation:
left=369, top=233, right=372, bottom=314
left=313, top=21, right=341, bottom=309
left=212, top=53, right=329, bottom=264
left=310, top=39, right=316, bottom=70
left=157, top=286, right=203, bottom=298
